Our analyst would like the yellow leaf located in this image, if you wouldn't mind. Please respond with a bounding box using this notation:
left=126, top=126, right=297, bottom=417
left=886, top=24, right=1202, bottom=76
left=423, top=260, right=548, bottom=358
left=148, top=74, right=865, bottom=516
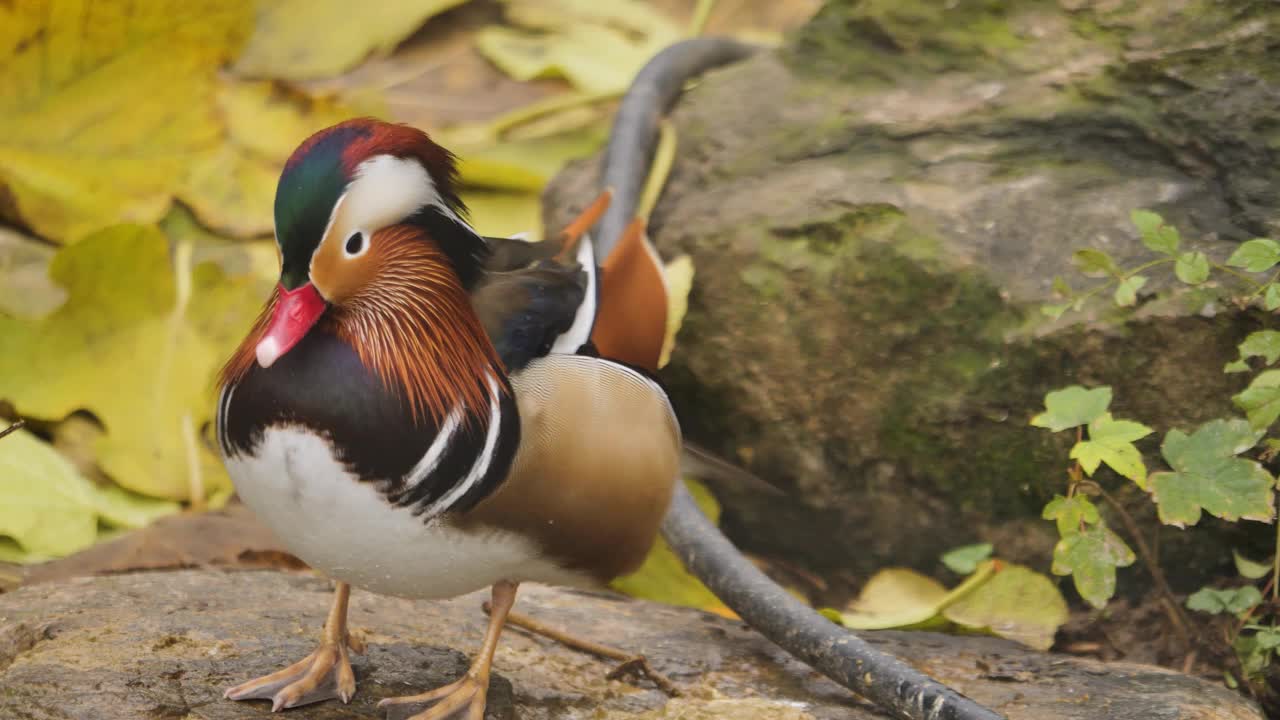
left=839, top=568, right=950, bottom=630
left=612, top=479, right=735, bottom=617
left=0, top=225, right=261, bottom=500
left=659, top=255, right=694, bottom=368
left=460, top=192, right=544, bottom=242
left=0, top=429, right=98, bottom=562
left=218, top=80, right=359, bottom=164
left=941, top=563, right=1068, bottom=651
left=0, top=1, right=252, bottom=241
left=0, top=225, right=63, bottom=319
left=839, top=561, right=997, bottom=630
left=450, top=125, right=608, bottom=192
left=180, top=79, right=360, bottom=238
left=0, top=429, right=180, bottom=564
left=182, top=146, right=279, bottom=239
left=476, top=0, right=680, bottom=94
left=236, top=0, right=469, bottom=81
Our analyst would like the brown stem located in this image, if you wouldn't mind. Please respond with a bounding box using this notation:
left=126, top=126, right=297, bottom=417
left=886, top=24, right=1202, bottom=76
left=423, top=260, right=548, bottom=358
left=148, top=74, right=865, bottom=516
left=1095, top=484, right=1193, bottom=649
left=482, top=601, right=680, bottom=696
left=0, top=419, right=25, bottom=441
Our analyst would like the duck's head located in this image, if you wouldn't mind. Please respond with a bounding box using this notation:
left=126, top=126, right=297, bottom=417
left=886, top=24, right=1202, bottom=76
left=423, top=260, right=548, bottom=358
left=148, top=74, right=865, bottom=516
left=256, top=118, right=488, bottom=369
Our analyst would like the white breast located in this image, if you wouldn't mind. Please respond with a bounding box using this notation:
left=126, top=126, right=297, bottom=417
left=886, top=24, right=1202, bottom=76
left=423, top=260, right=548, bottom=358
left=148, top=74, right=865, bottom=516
left=223, top=426, right=594, bottom=599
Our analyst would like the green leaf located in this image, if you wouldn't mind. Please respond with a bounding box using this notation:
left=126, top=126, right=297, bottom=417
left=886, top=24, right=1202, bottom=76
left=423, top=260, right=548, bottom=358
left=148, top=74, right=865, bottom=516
left=1234, top=550, right=1272, bottom=580
left=1254, top=627, right=1280, bottom=651
left=1149, top=419, right=1273, bottom=527
left=1072, top=248, right=1118, bottom=276
left=1227, top=238, right=1280, bottom=273
left=1070, top=413, right=1153, bottom=484
left=941, top=563, right=1069, bottom=651
left=1174, top=251, right=1209, bottom=285
left=1131, top=209, right=1180, bottom=255
left=1030, top=386, right=1112, bottom=432
left=1042, top=494, right=1100, bottom=536
left=1235, top=331, right=1280, bottom=366
left=1051, top=523, right=1135, bottom=609
left=1113, top=274, right=1147, bottom=307
left=1225, top=360, right=1251, bottom=373
left=1052, top=275, right=1071, bottom=297
left=1186, top=586, right=1263, bottom=617
left=940, top=543, right=994, bottom=574
left=1041, top=302, right=1071, bottom=320
left=1234, top=370, right=1280, bottom=431
left=1236, top=630, right=1276, bottom=678
left=1265, top=284, right=1280, bottom=311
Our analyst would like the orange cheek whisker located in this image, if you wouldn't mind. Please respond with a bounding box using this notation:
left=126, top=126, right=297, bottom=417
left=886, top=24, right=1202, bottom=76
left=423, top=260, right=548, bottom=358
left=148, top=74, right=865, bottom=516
left=221, top=227, right=502, bottom=430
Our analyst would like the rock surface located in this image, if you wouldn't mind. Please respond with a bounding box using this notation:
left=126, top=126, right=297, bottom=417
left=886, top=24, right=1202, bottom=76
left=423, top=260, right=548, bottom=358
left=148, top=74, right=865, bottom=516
left=0, top=570, right=1262, bottom=719
left=545, top=0, right=1280, bottom=591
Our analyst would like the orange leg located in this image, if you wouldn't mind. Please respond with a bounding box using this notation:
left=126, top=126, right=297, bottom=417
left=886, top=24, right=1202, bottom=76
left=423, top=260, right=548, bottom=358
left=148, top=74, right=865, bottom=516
left=378, top=581, right=518, bottom=720
left=225, top=581, right=363, bottom=711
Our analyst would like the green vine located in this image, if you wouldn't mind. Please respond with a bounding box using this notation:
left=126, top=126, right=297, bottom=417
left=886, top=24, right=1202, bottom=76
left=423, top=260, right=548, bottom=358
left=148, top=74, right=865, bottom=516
left=1035, top=210, right=1280, bottom=688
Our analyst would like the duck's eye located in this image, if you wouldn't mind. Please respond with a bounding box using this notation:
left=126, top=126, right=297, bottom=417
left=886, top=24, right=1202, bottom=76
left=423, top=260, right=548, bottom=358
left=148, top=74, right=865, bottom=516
left=344, top=231, right=366, bottom=257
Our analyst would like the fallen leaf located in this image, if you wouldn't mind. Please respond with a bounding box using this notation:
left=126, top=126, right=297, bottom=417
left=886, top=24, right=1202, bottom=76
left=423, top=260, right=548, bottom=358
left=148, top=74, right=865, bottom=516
left=942, top=563, right=1068, bottom=650
left=451, top=125, right=607, bottom=192
left=0, top=225, right=260, bottom=500
left=839, top=562, right=995, bottom=630
left=0, top=226, right=63, bottom=319
left=181, top=79, right=360, bottom=238
left=460, top=192, right=543, bottom=242
left=0, top=428, right=180, bottom=565
left=0, top=429, right=98, bottom=562
left=0, top=1, right=252, bottom=241
left=838, top=568, right=949, bottom=630
left=612, top=479, right=734, bottom=617
left=235, top=0, right=469, bottom=81
left=660, top=255, right=695, bottom=368
left=23, top=503, right=300, bottom=586
left=476, top=0, right=681, bottom=94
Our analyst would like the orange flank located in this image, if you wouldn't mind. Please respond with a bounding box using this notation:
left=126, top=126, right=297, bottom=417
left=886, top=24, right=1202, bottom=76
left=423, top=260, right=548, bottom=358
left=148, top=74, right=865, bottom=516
left=591, top=217, right=668, bottom=372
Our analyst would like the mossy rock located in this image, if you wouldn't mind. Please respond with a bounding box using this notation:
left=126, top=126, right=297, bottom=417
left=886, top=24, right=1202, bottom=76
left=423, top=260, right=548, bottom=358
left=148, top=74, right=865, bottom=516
left=545, top=0, right=1280, bottom=597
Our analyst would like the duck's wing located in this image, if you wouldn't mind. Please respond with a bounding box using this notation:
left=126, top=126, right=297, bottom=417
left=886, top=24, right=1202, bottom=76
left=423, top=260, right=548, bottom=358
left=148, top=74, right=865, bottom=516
left=470, top=259, right=590, bottom=372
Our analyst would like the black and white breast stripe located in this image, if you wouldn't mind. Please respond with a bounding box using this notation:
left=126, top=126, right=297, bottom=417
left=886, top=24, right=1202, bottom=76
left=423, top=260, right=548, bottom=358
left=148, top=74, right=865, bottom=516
left=217, top=329, right=520, bottom=520
left=383, top=372, right=520, bottom=518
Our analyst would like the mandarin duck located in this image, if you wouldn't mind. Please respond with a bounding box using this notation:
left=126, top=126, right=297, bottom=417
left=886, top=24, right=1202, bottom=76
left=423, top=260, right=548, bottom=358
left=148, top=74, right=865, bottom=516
left=215, top=37, right=1001, bottom=720
left=216, top=117, right=682, bottom=718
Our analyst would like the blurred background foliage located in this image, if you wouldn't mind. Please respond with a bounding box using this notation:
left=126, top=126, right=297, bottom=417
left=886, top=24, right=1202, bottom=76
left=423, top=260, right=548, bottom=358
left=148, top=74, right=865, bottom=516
left=0, top=0, right=818, bottom=567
